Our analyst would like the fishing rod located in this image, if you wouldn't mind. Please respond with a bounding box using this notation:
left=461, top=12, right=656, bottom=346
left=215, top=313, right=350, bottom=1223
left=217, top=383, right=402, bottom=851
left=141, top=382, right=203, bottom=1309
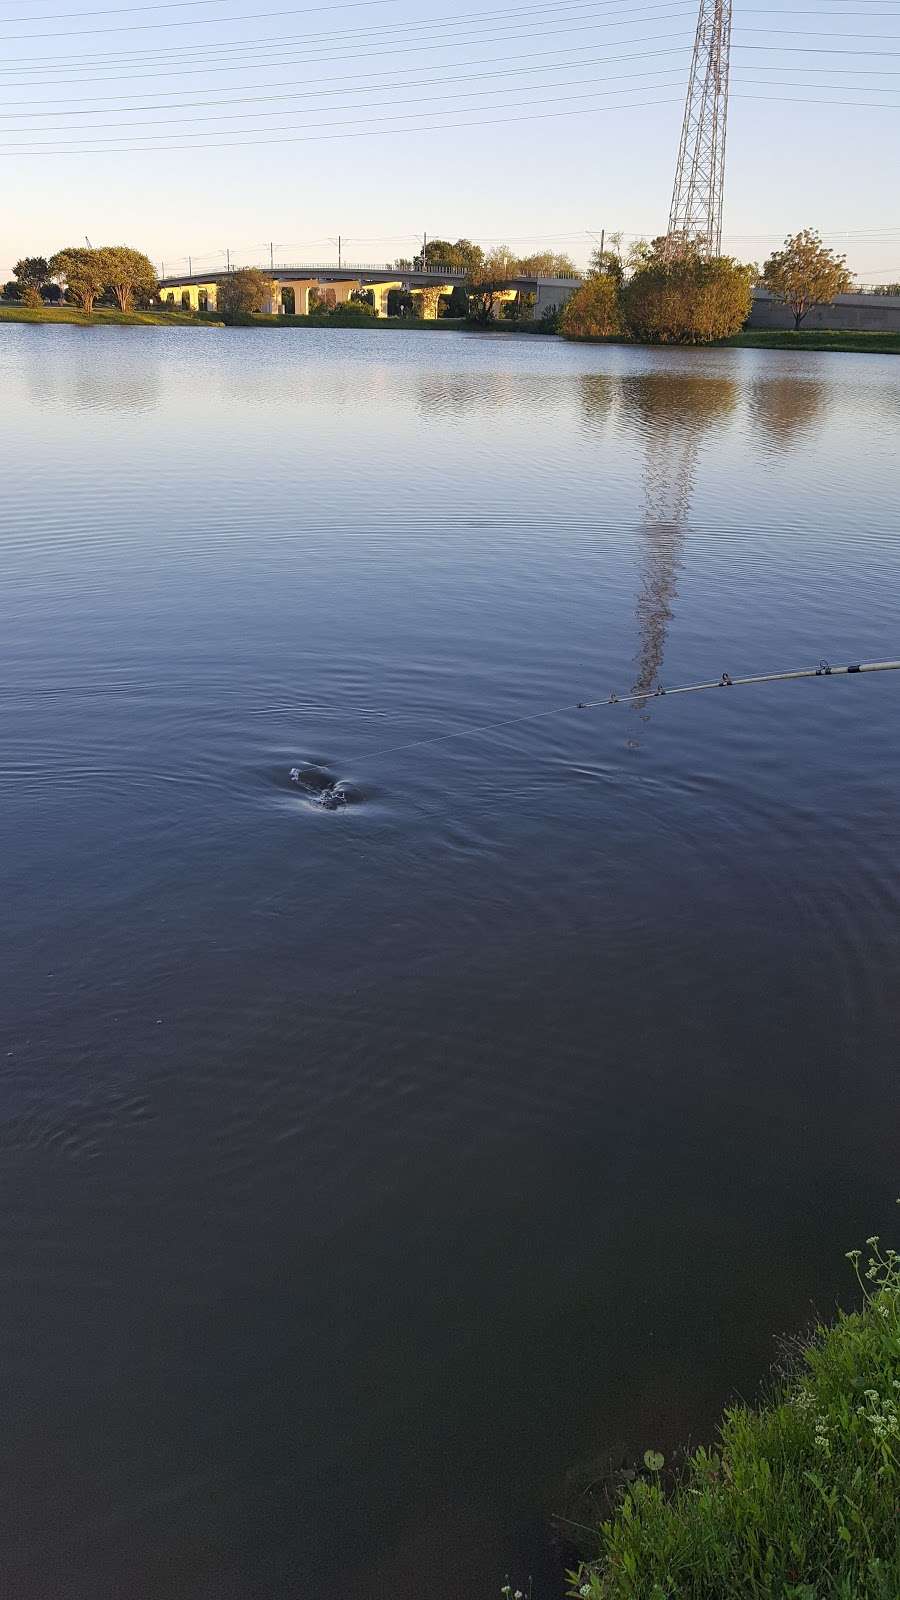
left=358, top=657, right=900, bottom=763
left=578, top=657, right=900, bottom=709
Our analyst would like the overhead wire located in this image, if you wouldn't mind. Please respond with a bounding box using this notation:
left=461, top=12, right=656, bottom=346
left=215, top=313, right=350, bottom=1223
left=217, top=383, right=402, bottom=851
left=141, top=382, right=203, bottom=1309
left=0, top=37, right=696, bottom=93
left=8, top=67, right=900, bottom=141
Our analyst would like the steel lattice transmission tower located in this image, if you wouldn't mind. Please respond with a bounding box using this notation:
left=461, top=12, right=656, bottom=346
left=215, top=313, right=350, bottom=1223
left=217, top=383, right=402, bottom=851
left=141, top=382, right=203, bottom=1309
left=666, top=0, right=732, bottom=256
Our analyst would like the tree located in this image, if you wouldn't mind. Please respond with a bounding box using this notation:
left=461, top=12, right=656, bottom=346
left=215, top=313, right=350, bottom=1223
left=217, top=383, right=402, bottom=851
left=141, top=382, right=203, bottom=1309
left=466, top=244, right=519, bottom=323
left=217, top=267, right=273, bottom=318
left=515, top=250, right=578, bottom=278
left=447, top=284, right=468, bottom=318
left=762, top=229, right=853, bottom=329
left=48, top=247, right=108, bottom=314
left=14, top=256, right=49, bottom=290
left=350, top=288, right=374, bottom=308
left=102, top=245, right=157, bottom=313
left=622, top=246, right=754, bottom=344
left=21, top=285, right=44, bottom=309
left=561, top=276, right=622, bottom=339
left=330, top=298, right=376, bottom=319
left=587, top=232, right=625, bottom=286
left=3, top=280, right=22, bottom=301
left=41, top=282, right=62, bottom=304
left=418, top=238, right=485, bottom=275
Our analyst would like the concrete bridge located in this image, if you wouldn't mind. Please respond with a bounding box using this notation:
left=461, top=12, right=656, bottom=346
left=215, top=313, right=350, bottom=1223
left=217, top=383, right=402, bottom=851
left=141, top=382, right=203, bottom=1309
left=157, top=263, right=580, bottom=320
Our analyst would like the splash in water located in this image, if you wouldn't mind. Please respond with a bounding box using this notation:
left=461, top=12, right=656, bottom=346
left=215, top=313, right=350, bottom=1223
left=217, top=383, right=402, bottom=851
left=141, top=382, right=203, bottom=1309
left=289, top=766, right=354, bottom=810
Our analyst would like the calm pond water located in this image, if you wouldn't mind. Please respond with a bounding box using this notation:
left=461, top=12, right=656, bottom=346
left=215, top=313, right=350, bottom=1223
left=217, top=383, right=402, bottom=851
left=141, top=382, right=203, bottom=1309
left=2, top=325, right=899, bottom=1599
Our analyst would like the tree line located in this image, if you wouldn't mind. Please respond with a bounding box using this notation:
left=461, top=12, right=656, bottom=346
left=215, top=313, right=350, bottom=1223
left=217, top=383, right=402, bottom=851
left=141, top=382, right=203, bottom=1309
left=4, top=229, right=857, bottom=339
left=559, top=229, right=854, bottom=343
left=5, top=246, right=158, bottom=314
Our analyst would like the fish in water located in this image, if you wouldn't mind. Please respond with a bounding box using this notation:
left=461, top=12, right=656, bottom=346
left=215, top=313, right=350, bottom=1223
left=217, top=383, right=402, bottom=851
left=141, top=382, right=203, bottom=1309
left=289, top=766, right=351, bottom=809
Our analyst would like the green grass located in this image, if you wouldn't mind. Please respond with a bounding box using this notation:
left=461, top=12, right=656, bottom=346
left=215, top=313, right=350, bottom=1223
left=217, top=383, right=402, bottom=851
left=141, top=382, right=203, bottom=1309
left=226, top=312, right=469, bottom=329
left=0, top=303, right=221, bottom=327
left=570, top=1233, right=900, bottom=1600
left=723, top=328, right=900, bottom=355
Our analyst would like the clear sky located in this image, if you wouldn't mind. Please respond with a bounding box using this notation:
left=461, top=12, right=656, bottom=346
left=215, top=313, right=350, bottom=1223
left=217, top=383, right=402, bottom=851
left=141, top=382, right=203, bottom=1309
left=2, top=0, right=899, bottom=284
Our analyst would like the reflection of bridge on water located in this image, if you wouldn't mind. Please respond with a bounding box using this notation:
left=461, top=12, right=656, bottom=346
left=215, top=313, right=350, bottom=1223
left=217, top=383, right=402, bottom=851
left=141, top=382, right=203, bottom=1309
left=157, top=263, right=580, bottom=321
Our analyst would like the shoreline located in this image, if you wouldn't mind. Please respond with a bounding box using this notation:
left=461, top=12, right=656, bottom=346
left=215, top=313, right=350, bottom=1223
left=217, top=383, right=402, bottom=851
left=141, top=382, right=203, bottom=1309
left=3, top=303, right=900, bottom=355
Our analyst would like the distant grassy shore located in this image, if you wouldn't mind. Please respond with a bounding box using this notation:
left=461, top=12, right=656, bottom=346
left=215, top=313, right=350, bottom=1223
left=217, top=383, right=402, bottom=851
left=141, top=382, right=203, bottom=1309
left=723, top=328, right=900, bottom=354
left=4, top=302, right=900, bottom=353
left=0, top=303, right=217, bottom=328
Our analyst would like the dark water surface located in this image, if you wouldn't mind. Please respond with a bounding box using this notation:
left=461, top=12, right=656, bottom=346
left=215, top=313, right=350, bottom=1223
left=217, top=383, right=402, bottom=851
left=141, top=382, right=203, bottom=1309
left=2, top=326, right=898, bottom=1599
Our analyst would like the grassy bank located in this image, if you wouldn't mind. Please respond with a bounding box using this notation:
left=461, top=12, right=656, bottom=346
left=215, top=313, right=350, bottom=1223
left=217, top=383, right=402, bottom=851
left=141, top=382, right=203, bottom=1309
left=6, top=304, right=899, bottom=353
left=570, top=1232, right=900, bottom=1600
left=0, top=303, right=220, bottom=327
left=724, top=328, right=900, bottom=355
left=227, top=312, right=469, bottom=330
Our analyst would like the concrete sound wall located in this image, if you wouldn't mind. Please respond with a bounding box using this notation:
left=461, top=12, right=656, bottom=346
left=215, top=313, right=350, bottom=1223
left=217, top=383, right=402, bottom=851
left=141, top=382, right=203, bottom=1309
left=749, top=289, right=900, bottom=332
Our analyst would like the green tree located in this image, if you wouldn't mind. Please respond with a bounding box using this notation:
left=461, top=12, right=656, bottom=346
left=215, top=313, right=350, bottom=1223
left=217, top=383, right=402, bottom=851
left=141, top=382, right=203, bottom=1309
left=466, top=244, right=520, bottom=322
left=21, top=285, right=44, bottom=309
left=623, top=246, right=754, bottom=344
left=14, top=256, right=49, bottom=290
left=762, top=228, right=854, bottom=328
left=330, top=298, right=376, bottom=319
left=217, top=267, right=273, bottom=318
left=102, top=245, right=158, bottom=313
left=419, top=238, right=485, bottom=275
left=515, top=250, right=578, bottom=278
left=3, top=280, right=22, bottom=301
left=350, top=288, right=375, bottom=308
left=587, top=232, right=625, bottom=285
left=48, top=247, right=108, bottom=314
left=561, top=275, right=622, bottom=338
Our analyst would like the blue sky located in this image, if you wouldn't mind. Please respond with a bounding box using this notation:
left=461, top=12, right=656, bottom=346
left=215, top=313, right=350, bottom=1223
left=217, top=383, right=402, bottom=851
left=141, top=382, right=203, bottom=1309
left=2, top=0, right=899, bottom=283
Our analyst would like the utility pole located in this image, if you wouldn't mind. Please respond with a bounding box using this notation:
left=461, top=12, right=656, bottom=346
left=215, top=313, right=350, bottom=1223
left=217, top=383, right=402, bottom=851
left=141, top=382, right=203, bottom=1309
left=422, top=231, right=427, bottom=269
left=338, top=234, right=342, bottom=268
left=188, top=255, right=192, bottom=275
left=226, top=248, right=231, bottom=273
left=269, top=240, right=274, bottom=270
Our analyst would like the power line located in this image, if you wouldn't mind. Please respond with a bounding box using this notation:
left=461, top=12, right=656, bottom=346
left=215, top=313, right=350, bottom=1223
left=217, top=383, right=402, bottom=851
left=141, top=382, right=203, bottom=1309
left=5, top=75, right=900, bottom=153
left=0, top=9, right=692, bottom=75
left=0, top=75, right=698, bottom=141
left=0, top=0, right=691, bottom=42
left=0, top=0, right=651, bottom=65
left=7, top=51, right=900, bottom=121
left=0, top=90, right=687, bottom=152
left=0, top=37, right=694, bottom=93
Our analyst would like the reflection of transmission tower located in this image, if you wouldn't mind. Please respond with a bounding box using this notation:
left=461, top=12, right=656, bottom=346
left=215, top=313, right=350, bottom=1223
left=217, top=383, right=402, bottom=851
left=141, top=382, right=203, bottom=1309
left=667, top=0, right=732, bottom=255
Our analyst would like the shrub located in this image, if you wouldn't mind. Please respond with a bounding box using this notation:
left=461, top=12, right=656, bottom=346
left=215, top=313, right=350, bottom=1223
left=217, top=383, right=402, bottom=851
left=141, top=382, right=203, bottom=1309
left=329, top=299, right=376, bottom=320
left=561, top=275, right=622, bottom=339
left=21, top=285, right=44, bottom=309
left=570, top=1230, right=900, bottom=1599
left=217, top=267, right=274, bottom=319
left=623, top=250, right=753, bottom=344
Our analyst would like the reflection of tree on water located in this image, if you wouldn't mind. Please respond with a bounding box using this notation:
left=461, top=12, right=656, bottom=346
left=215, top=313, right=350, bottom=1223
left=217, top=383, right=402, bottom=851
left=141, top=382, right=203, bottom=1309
left=618, top=374, right=738, bottom=706
left=749, top=377, right=828, bottom=449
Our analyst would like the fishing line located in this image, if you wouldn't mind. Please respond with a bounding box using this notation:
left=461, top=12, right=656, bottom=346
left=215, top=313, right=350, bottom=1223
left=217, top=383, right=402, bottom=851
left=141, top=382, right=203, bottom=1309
left=355, top=658, right=900, bottom=763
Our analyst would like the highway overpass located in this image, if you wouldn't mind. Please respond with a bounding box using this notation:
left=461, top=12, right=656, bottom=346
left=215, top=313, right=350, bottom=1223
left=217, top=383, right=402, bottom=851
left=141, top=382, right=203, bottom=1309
left=157, top=263, right=581, bottom=319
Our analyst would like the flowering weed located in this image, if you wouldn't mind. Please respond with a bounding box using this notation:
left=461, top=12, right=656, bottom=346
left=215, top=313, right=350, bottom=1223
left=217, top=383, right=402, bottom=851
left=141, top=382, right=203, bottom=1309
left=569, top=1222, right=900, bottom=1599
